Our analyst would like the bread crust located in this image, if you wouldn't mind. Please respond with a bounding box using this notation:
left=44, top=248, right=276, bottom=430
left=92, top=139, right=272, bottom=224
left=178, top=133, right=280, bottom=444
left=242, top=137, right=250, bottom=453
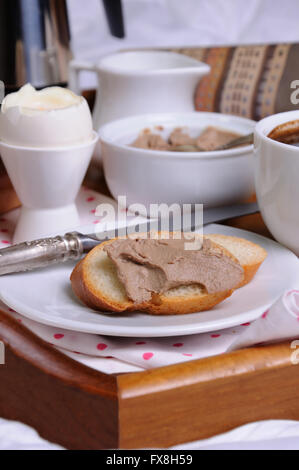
left=204, top=234, right=267, bottom=288
left=70, top=233, right=244, bottom=315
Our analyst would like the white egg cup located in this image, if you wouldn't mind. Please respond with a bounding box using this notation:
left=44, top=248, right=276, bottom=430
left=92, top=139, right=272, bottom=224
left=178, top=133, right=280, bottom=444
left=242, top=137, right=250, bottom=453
left=0, top=132, right=98, bottom=243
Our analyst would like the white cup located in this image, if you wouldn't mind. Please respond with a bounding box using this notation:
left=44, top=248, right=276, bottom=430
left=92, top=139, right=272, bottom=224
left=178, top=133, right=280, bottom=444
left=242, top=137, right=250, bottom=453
left=254, top=110, right=299, bottom=255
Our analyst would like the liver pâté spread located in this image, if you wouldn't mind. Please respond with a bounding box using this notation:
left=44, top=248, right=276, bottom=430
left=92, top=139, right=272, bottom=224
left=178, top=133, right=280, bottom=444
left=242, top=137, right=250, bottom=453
left=104, top=237, right=244, bottom=304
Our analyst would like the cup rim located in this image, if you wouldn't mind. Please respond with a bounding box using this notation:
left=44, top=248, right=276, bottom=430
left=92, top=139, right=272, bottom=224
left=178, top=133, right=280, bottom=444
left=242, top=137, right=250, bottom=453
left=255, top=110, right=299, bottom=152
left=97, top=50, right=211, bottom=76
left=0, top=131, right=99, bottom=152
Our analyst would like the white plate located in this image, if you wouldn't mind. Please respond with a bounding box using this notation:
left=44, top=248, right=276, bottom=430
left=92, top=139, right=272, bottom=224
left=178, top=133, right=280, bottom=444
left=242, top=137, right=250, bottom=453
left=0, top=224, right=298, bottom=337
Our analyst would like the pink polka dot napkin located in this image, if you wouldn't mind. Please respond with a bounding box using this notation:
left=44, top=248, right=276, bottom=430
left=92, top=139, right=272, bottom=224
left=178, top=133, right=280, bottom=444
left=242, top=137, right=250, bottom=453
left=1, top=187, right=299, bottom=372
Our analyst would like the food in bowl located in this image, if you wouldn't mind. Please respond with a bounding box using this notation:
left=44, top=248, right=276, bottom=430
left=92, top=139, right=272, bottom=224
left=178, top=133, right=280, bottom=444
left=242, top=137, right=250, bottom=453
left=131, top=126, right=242, bottom=151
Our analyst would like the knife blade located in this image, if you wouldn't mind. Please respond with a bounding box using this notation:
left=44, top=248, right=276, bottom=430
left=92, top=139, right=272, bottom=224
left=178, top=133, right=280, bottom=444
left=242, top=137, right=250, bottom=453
left=0, top=202, right=258, bottom=276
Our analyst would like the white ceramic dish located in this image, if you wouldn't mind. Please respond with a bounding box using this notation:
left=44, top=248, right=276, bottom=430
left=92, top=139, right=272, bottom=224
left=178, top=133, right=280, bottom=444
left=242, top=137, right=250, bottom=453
left=100, top=112, right=256, bottom=211
left=0, top=224, right=298, bottom=338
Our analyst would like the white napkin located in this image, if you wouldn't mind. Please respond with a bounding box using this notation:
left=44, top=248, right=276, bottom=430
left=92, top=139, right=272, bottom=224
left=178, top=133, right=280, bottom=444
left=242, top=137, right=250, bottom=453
left=1, top=187, right=299, bottom=371
left=171, top=420, right=299, bottom=450
left=2, top=416, right=299, bottom=450
left=0, top=418, right=63, bottom=450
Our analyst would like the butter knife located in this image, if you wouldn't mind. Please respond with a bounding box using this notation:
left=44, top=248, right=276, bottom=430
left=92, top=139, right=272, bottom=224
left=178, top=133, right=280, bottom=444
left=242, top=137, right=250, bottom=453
left=0, top=202, right=258, bottom=276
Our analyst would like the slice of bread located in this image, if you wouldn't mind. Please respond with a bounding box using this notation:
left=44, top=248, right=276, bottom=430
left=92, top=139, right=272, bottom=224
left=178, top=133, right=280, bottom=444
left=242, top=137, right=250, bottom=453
left=204, top=234, right=267, bottom=287
left=70, top=233, right=266, bottom=315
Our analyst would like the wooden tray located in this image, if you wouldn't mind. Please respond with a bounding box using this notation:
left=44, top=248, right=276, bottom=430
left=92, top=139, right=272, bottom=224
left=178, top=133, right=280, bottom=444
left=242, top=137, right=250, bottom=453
left=0, top=178, right=298, bottom=449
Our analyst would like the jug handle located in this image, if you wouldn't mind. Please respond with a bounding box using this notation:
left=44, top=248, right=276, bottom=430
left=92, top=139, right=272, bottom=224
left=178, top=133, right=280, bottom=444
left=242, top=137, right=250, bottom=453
left=68, top=60, right=100, bottom=128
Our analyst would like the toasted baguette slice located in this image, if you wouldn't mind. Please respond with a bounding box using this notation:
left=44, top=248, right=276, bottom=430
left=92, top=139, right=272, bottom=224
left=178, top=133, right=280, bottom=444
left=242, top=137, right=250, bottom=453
left=70, top=234, right=242, bottom=316
left=204, top=234, right=267, bottom=287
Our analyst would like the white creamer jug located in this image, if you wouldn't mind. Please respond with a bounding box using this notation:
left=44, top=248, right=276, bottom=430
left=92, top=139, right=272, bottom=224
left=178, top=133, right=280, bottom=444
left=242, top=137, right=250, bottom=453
left=69, top=50, right=210, bottom=160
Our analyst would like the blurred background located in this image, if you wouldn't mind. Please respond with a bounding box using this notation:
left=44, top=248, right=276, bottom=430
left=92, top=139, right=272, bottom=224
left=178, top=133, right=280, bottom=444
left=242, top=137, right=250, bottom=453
left=68, top=0, right=299, bottom=90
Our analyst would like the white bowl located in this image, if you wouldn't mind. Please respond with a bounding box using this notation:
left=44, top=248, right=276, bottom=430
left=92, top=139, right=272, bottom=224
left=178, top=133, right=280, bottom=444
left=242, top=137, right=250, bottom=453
left=100, top=112, right=256, bottom=210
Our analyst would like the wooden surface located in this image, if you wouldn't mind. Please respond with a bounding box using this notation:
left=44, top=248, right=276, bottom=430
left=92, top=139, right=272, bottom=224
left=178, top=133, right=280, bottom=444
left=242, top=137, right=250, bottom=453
left=1, top=301, right=299, bottom=449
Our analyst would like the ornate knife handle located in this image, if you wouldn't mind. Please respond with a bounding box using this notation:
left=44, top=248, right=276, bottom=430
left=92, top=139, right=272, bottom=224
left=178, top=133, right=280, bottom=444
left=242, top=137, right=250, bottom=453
left=0, top=232, right=84, bottom=275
